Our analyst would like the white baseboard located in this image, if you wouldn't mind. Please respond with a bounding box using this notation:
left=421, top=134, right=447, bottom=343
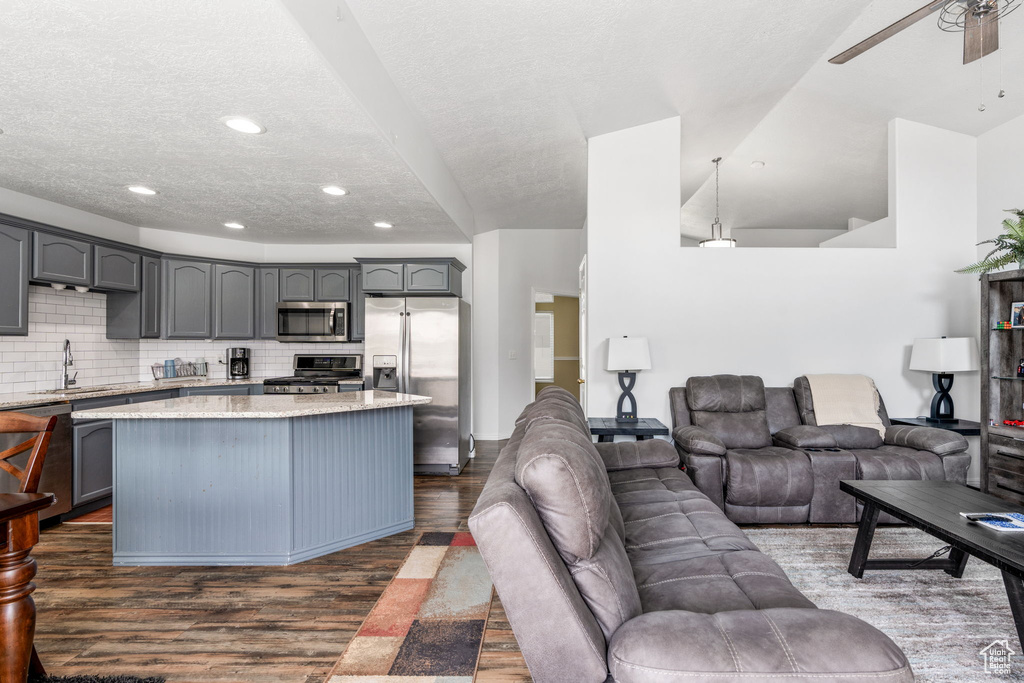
left=473, top=433, right=511, bottom=442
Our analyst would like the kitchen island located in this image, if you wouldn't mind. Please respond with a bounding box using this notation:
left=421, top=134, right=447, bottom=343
left=72, top=391, right=431, bottom=566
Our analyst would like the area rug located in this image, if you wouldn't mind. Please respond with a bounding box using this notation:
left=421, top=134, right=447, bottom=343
left=29, top=676, right=165, bottom=683
left=745, top=526, right=1024, bottom=682
left=327, top=531, right=493, bottom=682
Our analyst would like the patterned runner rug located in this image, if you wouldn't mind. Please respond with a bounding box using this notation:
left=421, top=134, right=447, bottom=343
left=327, top=531, right=493, bottom=682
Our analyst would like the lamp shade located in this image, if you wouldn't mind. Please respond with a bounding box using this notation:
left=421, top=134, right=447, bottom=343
left=606, top=337, right=651, bottom=372
left=909, top=337, right=980, bottom=373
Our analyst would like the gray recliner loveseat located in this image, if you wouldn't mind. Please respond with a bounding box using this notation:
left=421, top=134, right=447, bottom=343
left=671, top=374, right=970, bottom=523
left=469, top=385, right=913, bottom=682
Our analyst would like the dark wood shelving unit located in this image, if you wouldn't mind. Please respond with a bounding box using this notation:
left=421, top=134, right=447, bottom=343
left=981, top=270, right=1024, bottom=502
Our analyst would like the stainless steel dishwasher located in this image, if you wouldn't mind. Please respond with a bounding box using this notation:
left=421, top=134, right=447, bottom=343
left=0, top=402, right=73, bottom=521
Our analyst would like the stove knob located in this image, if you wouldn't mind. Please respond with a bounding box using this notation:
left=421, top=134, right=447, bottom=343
left=297, top=387, right=304, bottom=393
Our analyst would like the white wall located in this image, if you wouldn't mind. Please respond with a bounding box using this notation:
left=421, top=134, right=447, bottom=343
left=587, top=117, right=982, bottom=481
left=472, top=228, right=582, bottom=439
left=978, top=112, right=1024, bottom=249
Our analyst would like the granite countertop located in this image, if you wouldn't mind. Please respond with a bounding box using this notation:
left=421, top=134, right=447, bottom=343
left=0, top=377, right=272, bottom=410
left=70, top=390, right=431, bottom=419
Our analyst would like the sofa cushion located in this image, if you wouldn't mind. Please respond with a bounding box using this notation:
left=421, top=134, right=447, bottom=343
left=595, top=439, right=680, bottom=471
left=691, top=410, right=772, bottom=449
left=852, top=447, right=946, bottom=481
left=515, top=421, right=611, bottom=563
left=608, top=467, right=704, bottom=505
left=772, top=425, right=838, bottom=449
left=686, top=375, right=767, bottom=413
left=885, top=425, right=969, bottom=455
left=672, top=426, right=727, bottom=456
left=519, top=400, right=589, bottom=434
left=765, top=386, right=802, bottom=434
left=725, top=448, right=813, bottom=507
left=631, top=550, right=816, bottom=614
left=571, top=525, right=643, bottom=639
left=821, top=424, right=884, bottom=449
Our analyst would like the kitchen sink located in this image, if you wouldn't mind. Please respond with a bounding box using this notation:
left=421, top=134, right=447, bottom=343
left=32, top=385, right=122, bottom=395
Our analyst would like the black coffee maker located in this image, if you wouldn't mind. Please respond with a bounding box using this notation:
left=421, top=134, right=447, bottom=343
left=228, top=348, right=250, bottom=379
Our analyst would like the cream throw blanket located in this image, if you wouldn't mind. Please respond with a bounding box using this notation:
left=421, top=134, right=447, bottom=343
left=804, top=374, right=886, bottom=438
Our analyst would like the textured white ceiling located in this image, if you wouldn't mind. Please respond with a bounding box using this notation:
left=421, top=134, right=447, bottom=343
left=681, top=0, right=1024, bottom=240
left=347, top=0, right=869, bottom=233
left=0, top=0, right=465, bottom=244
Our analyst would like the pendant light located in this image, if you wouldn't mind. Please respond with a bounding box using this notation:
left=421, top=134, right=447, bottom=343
left=699, top=157, right=737, bottom=248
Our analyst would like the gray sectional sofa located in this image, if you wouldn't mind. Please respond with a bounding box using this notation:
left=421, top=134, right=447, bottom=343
left=470, top=386, right=913, bottom=682
left=671, top=375, right=970, bottom=523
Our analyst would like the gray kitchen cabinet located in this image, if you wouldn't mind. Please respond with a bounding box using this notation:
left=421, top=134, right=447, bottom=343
left=180, top=384, right=259, bottom=396
left=0, top=225, right=30, bottom=336
left=106, top=255, right=160, bottom=339
left=93, top=245, right=140, bottom=292
left=315, top=268, right=350, bottom=301
left=405, top=262, right=451, bottom=293
left=163, top=259, right=212, bottom=339
left=350, top=268, right=365, bottom=341
left=32, top=232, right=92, bottom=286
left=72, top=420, right=113, bottom=505
left=361, top=263, right=405, bottom=293
left=212, top=263, right=255, bottom=339
left=73, top=395, right=130, bottom=412
left=127, top=389, right=179, bottom=403
left=256, top=267, right=280, bottom=339
left=280, top=268, right=315, bottom=301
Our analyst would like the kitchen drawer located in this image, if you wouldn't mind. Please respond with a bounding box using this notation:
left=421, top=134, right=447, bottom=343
left=73, top=395, right=130, bottom=414
left=180, top=385, right=255, bottom=396
left=989, top=468, right=1024, bottom=505
left=127, top=389, right=179, bottom=403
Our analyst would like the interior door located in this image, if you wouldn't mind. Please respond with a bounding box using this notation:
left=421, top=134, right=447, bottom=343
left=578, top=255, right=588, bottom=415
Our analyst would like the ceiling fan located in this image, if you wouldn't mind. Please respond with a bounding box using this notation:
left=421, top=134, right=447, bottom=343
left=830, top=0, right=1021, bottom=65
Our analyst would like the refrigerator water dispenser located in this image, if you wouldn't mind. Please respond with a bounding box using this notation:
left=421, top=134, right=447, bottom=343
left=371, top=355, right=399, bottom=391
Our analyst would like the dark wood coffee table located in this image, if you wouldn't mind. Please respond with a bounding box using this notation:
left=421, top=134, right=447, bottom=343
left=841, top=480, right=1024, bottom=645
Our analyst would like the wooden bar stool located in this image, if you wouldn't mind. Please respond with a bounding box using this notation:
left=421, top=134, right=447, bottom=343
left=0, top=411, right=57, bottom=683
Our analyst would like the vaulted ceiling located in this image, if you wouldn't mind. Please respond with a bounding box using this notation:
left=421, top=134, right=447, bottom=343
left=1, top=1, right=1021, bottom=245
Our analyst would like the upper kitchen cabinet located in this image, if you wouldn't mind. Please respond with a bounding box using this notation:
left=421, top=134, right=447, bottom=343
left=106, top=255, right=161, bottom=340
left=256, top=267, right=279, bottom=340
left=358, top=258, right=465, bottom=297
left=32, top=232, right=92, bottom=287
left=163, top=259, right=212, bottom=339
left=280, top=268, right=315, bottom=301
left=0, top=225, right=30, bottom=336
left=93, top=245, right=141, bottom=292
left=314, top=268, right=350, bottom=302
left=360, top=262, right=405, bottom=293
left=212, top=263, right=255, bottom=339
left=350, top=268, right=365, bottom=341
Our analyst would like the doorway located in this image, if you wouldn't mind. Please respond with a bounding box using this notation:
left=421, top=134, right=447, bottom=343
left=533, top=291, right=581, bottom=401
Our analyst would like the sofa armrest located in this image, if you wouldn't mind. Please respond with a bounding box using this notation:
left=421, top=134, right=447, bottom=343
left=672, top=426, right=726, bottom=456
left=773, top=425, right=838, bottom=449
left=594, top=440, right=679, bottom=472
left=608, top=609, right=912, bottom=683
left=885, top=425, right=968, bottom=456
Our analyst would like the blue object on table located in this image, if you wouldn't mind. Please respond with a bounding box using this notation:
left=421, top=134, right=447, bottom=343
left=164, top=360, right=176, bottom=378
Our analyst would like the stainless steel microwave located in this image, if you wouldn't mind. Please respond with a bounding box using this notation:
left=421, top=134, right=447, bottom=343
left=276, top=302, right=349, bottom=342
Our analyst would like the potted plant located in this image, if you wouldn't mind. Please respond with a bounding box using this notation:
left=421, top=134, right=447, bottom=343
left=958, top=209, right=1024, bottom=274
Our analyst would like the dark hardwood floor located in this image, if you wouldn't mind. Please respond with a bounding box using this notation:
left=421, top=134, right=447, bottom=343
left=30, top=441, right=531, bottom=682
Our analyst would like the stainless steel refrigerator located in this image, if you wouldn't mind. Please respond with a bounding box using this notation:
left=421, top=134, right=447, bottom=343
left=363, top=297, right=471, bottom=475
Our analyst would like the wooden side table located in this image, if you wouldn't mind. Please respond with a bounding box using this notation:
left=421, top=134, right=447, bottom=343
left=588, top=417, right=669, bottom=443
left=1, top=492, right=54, bottom=683
left=889, top=417, right=981, bottom=436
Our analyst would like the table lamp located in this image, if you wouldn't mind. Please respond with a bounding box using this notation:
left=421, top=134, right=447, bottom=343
left=909, top=337, right=980, bottom=423
left=606, top=336, right=651, bottom=422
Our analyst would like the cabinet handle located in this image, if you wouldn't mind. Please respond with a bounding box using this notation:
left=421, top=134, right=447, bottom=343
left=997, top=450, right=1024, bottom=461
left=997, top=482, right=1024, bottom=497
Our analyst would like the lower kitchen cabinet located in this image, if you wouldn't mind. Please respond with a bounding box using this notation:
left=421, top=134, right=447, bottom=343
left=180, top=385, right=261, bottom=397
left=73, top=420, right=113, bottom=505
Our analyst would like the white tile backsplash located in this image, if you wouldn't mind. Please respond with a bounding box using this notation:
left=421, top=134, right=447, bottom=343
left=0, top=286, right=364, bottom=394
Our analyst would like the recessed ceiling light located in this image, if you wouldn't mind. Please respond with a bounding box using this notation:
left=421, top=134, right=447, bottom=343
left=224, top=222, right=246, bottom=230
left=750, top=161, right=766, bottom=169
left=127, top=185, right=157, bottom=195
left=374, top=221, right=393, bottom=229
left=221, top=117, right=266, bottom=135
left=322, top=185, right=348, bottom=196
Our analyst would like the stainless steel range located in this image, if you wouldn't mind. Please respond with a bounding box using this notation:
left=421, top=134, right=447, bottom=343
left=263, top=354, right=364, bottom=394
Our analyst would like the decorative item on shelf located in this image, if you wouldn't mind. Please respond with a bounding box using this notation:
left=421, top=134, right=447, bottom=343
left=606, top=336, right=651, bottom=423
left=996, top=321, right=1014, bottom=329
left=1018, top=359, right=1024, bottom=378
left=1014, top=302, right=1024, bottom=327
left=1004, top=420, right=1024, bottom=429
left=909, top=336, right=980, bottom=423
left=698, top=157, right=737, bottom=248
left=957, top=209, right=1024, bottom=274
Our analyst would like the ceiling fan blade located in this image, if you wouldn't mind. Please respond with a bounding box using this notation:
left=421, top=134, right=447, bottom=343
left=964, top=7, right=1000, bottom=64
left=830, top=0, right=947, bottom=64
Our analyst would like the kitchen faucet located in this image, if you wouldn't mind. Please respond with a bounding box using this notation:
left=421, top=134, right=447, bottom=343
left=62, top=338, right=77, bottom=390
